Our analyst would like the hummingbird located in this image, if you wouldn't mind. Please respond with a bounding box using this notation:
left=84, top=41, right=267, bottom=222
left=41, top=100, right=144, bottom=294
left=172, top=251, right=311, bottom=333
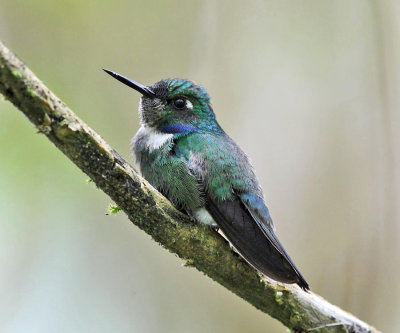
left=103, top=69, right=309, bottom=291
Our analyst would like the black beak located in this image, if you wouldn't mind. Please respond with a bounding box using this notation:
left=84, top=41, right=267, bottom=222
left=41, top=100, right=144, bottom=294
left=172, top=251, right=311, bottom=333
left=103, top=69, right=156, bottom=98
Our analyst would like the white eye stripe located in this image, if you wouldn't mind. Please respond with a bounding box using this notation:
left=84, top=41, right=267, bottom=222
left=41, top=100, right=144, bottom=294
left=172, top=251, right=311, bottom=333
left=185, top=99, right=193, bottom=110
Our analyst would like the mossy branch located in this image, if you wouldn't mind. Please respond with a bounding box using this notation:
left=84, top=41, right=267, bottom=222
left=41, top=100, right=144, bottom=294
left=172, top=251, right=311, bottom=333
left=0, top=41, right=380, bottom=333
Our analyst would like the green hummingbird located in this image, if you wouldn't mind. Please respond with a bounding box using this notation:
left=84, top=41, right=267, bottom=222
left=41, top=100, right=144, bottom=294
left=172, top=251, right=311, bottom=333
left=104, top=69, right=309, bottom=290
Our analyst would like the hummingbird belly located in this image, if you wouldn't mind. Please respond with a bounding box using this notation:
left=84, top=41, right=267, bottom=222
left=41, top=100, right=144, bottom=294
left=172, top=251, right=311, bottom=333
left=193, top=207, right=217, bottom=227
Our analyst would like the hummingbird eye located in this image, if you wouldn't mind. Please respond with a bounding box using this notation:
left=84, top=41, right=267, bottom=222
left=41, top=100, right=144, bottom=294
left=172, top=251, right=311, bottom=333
left=173, top=97, right=186, bottom=109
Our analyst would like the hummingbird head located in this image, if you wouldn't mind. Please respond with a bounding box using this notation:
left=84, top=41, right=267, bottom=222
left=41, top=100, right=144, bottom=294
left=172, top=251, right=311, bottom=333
left=104, top=69, right=221, bottom=135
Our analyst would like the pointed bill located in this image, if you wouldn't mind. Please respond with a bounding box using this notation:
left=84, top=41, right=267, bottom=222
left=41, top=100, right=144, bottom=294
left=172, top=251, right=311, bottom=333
left=103, top=69, right=156, bottom=98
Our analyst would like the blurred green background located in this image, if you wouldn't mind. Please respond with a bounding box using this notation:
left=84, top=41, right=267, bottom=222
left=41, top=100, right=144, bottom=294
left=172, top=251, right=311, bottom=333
left=1, top=1, right=399, bottom=332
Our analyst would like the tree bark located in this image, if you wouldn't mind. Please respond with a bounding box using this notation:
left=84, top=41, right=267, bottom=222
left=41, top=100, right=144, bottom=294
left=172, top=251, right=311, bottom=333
left=0, top=41, right=381, bottom=333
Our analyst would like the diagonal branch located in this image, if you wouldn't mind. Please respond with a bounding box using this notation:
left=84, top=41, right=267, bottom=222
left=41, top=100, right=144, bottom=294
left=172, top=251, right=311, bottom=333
left=0, top=41, right=380, bottom=333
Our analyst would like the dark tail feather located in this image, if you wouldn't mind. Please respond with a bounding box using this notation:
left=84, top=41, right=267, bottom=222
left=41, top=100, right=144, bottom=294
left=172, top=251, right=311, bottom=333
left=207, top=197, right=310, bottom=291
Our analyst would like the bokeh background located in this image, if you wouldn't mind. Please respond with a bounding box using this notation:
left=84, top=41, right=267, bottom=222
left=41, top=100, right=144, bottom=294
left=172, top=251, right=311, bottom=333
left=1, top=1, right=399, bottom=332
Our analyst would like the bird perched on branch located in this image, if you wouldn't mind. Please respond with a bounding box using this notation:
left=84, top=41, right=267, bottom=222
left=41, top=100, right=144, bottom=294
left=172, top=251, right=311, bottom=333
left=104, top=69, right=309, bottom=291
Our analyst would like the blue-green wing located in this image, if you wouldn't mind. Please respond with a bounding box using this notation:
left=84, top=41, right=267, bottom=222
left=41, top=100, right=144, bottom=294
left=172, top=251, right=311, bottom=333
left=180, top=132, right=309, bottom=290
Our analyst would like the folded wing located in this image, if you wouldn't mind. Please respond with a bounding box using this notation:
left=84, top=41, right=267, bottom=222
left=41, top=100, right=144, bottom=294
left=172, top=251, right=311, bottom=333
left=206, top=195, right=309, bottom=290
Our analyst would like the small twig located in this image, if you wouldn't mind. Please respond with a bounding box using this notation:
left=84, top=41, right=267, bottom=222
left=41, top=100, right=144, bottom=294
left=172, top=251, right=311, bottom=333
left=307, top=322, right=349, bottom=332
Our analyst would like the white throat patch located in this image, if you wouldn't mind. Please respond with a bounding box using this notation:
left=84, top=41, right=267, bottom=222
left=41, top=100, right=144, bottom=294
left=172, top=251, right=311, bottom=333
left=135, top=125, right=174, bottom=152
